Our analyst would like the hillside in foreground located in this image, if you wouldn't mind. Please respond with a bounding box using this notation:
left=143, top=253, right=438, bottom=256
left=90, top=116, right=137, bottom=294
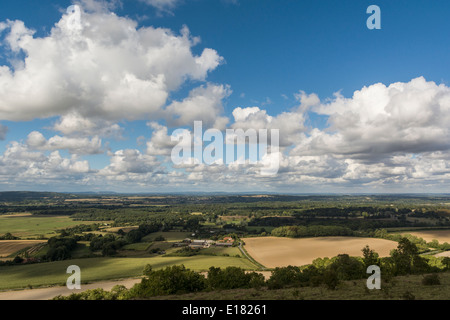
left=145, top=271, right=450, bottom=300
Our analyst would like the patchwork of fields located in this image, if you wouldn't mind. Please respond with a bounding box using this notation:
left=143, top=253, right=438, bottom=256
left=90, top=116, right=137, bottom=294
left=1, top=194, right=450, bottom=299
left=0, top=240, right=46, bottom=258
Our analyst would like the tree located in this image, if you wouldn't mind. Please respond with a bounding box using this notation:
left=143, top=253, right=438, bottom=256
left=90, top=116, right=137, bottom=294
left=328, top=254, right=365, bottom=280
left=0, top=232, right=19, bottom=240
left=442, top=257, right=450, bottom=270
left=207, top=266, right=254, bottom=290
left=13, top=256, right=24, bottom=264
left=362, top=245, right=380, bottom=269
left=322, top=269, right=340, bottom=290
left=390, top=238, right=428, bottom=275
left=266, top=266, right=302, bottom=290
left=428, top=239, right=439, bottom=249
left=143, top=264, right=153, bottom=276
left=125, top=229, right=143, bottom=243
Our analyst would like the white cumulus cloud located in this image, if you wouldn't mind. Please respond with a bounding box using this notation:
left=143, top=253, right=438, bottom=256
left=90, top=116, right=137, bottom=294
left=0, top=6, right=223, bottom=122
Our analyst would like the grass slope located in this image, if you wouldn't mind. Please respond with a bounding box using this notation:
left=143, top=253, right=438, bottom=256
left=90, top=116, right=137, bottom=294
left=0, top=255, right=257, bottom=290
left=0, top=215, right=95, bottom=239
left=147, top=271, right=450, bottom=300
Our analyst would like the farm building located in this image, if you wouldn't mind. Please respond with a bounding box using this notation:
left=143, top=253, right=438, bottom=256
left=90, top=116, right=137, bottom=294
left=188, top=239, right=214, bottom=248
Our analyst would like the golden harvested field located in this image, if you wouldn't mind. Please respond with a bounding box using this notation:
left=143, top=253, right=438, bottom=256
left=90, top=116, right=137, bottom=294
left=0, top=213, right=33, bottom=218
left=0, top=240, right=46, bottom=258
left=435, top=251, right=450, bottom=258
left=243, top=237, right=398, bottom=268
left=399, top=230, right=450, bottom=243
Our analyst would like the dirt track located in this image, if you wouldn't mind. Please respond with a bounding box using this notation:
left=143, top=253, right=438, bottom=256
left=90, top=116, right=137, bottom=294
left=0, top=278, right=141, bottom=300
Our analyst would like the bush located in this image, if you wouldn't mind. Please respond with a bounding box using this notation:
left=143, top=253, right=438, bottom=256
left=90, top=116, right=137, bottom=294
left=402, top=291, right=415, bottom=300
left=130, top=265, right=206, bottom=297
left=422, top=274, right=440, bottom=286
left=125, top=229, right=144, bottom=243
left=0, top=232, right=19, bottom=240
left=266, top=266, right=302, bottom=290
left=12, top=256, right=24, bottom=264
left=207, top=266, right=258, bottom=290
left=329, top=254, right=365, bottom=280
left=45, top=236, right=78, bottom=261
left=53, top=286, right=130, bottom=300
left=322, top=269, right=340, bottom=290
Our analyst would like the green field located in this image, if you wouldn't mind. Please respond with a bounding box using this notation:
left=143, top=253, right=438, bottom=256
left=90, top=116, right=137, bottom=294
left=200, top=246, right=242, bottom=257
left=0, top=255, right=257, bottom=290
left=0, top=215, right=97, bottom=239
left=122, top=242, right=152, bottom=251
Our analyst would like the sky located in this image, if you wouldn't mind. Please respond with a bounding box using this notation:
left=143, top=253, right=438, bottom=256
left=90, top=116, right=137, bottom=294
left=0, top=0, right=449, bottom=193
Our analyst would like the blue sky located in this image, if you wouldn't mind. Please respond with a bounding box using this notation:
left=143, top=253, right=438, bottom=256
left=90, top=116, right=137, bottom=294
left=0, top=0, right=449, bottom=193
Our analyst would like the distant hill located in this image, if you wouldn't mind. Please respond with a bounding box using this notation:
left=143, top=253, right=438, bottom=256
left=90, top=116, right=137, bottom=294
left=0, top=191, right=65, bottom=202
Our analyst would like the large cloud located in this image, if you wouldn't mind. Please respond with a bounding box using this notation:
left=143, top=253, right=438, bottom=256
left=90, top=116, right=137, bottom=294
left=0, top=5, right=222, bottom=122
left=26, top=131, right=103, bottom=155
left=294, top=77, right=450, bottom=159
left=166, top=83, right=231, bottom=129
left=52, top=112, right=123, bottom=138
left=0, top=142, right=91, bottom=187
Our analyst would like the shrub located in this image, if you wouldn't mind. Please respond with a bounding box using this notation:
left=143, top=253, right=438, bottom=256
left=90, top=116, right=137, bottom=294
left=323, top=269, right=340, bottom=290
left=422, top=274, right=440, bottom=286
left=266, top=266, right=302, bottom=290
left=207, top=266, right=255, bottom=290
left=130, top=265, right=206, bottom=297
left=402, top=291, right=415, bottom=300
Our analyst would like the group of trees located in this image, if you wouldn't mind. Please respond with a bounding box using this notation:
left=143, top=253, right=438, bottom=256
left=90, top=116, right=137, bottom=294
left=207, top=267, right=265, bottom=290
left=45, top=237, right=78, bottom=261
left=373, top=229, right=450, bottom=252
left=0, top=232, right=19, bottom=240
left=271, top=225, right=354, bottom=238
left=58, top=224, right=101, bottom=236
left=89, top=222, right=162, bottom=256
left=89, top=234, right=127, bottom=256
left=56, top=265, right=266, bottom=300
left=123, top=223, right=161, bottom=244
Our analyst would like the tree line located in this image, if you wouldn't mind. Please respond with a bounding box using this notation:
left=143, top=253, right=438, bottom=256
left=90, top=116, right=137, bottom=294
left=271, top=225, right=355, bottom=238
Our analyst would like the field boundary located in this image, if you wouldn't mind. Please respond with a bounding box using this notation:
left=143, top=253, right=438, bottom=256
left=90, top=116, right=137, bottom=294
left=238, top=241, right=267, bottom=271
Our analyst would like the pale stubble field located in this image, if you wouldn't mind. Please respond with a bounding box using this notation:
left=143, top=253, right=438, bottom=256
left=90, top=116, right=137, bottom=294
left=242, top=236, right=398, bottom=268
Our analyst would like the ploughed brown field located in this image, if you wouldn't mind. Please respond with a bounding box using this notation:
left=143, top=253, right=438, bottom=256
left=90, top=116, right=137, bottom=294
left=0, top=240, right=46, bottom=258
left=242, top=236, right=398, bottom=268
